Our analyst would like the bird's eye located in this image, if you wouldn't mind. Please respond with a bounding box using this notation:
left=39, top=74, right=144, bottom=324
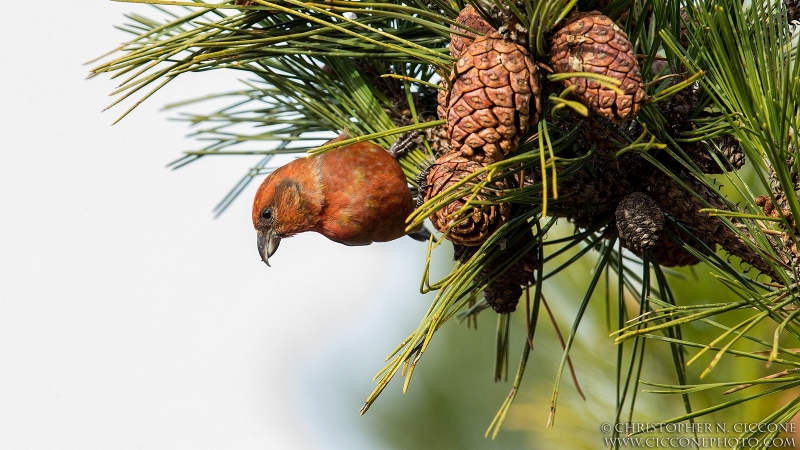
left=261, top=208, right=272, bottom=220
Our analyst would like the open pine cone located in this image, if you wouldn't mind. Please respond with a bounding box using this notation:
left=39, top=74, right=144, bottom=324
left=549, top=11, right=646, bottom=123
left=424, top=153, right=512, bottom=246
left=718, top=135, right=745, bottom=170
left=756, top=142, right=800, bottom=268
left=756, top=195, right=796, bottom=231
left=440, top=32, right=541, bottom=163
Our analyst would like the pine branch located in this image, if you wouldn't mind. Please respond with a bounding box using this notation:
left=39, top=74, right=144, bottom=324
left=93, top=0, right=800, bottom=442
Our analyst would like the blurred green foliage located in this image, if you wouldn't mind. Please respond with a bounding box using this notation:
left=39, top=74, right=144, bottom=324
left=354, top=223, right=790, bottom=449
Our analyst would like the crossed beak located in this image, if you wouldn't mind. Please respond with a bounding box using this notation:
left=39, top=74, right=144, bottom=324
left=257, top=229, right=281, bottom=267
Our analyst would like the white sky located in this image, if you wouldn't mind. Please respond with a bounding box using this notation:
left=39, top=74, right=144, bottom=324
left=0, top=3, right=434, bottom=448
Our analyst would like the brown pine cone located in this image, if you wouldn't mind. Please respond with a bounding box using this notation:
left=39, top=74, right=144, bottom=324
left=646, top=171, right=776, bottom=277
left=469, top=0, right=527, bottom=45
left=616, top=192, right=664, bottom=253
left=436, top=80, right=448, bottom=121
left=551, top=164, right=629, bottom=225
left=756, top=195, right=779, bottom=218
left=756, top=195, right=800, bottom=269
left=424, top=153, right=513, bottom=246
left=423, top=121, right=452, bottom=157
left=581, top=114, right=646, bottom=154
left=531, top=125, right=638, bottom=224
left=441, top=32, right=541, bottom=163
left=657, top=80, right=699, bottom=135
left=450, top=5, right=495, bottom=60
left=766, top=142, right=799, bottom=212
left=756, top=195, right=796, bottom=231
left=678, top=7, right=697, bottom=49
left=787, top=0, right=800, bottom=23
left=681, top=141, right=725, bottom=174
left=484, top=272, right=524, bottom=313
left=718, top=135, right=745, bottom=170
left=681, top=134, right=745, bottom=174
left=649, top=223, right=714, bottom=267
left=549, top=11, right=647, bottom=123
left=658, top=79, right=745, bottom=174
left=481, top=232, right=540, bottom=314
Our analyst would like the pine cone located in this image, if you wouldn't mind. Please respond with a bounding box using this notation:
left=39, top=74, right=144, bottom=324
left=678, top=7, right=696, bottom=49
left=756, top=194, right=800, bottom=269
left=470, top=0, right=527, bottom=45
left=616, top=192, right=664, bottom=253
left=718, top=135, right=745, bottom=170
left=436, top=80, right=448, bottom=120
left=756, top=195, right=796, bottom=231
left=549, top=11, right=646, bottom=123
left=766, top=142, right=799, bottom=212
left=423, top=121, right=452, bottom=157
left=425, top=153, right=512, bottom=246
left=762, top=138, right=800, bottom=229
left=533, top=124, right=638, bottom=222
left=549, top=163, right=629, bottom=222
left=450, top=5, right=495, bottom=60
left=453, top=243, right=475, bottom=262
left=658, top=81, right=745, bottom=173
left=682, top=141, right=725, bottom=174
left=657, top=79, right=698, bottom=135
left=649, top=223, right=714, bottom=267
left=441, top=32, right=541, bottom=163
left=786, top=0, right=800, bottom=23
left=681, top=134, right=745, bottom=174
left=581, top=114, right=645, bottom=154
left=480, top=232, right=540, bottom=314
left=484, top=272, right=524, bottom=313
left=647, top=171, right=775, bottom=277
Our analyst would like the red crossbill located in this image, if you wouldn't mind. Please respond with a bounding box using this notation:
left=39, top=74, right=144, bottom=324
left=252, top=138, right=424, bottom=266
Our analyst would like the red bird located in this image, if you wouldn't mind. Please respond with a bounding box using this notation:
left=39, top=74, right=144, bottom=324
left=252, top=138, right=424, bottom=266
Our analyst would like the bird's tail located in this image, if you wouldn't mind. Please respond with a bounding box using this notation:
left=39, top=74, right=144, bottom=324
left=407, top=226, right=433, bottom=242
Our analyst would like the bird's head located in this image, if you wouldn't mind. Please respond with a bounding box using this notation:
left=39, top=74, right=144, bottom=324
left=252, top=160, right=324, bottom=266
